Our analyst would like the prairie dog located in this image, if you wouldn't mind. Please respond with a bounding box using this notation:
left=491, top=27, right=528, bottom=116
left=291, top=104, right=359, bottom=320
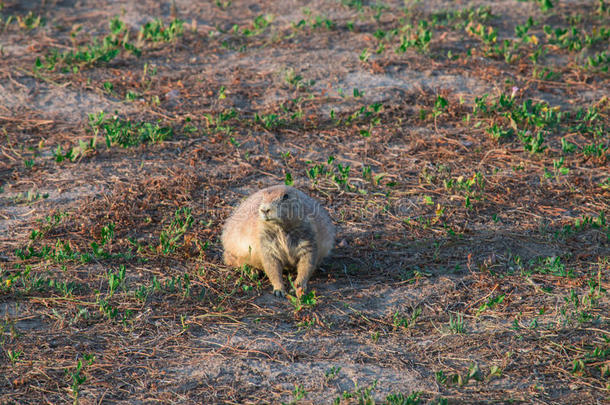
left=221, top=185, right=335, bottom=297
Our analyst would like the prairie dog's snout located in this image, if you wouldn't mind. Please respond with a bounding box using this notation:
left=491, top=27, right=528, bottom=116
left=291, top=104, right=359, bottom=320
left=259, top=200, right=280, bottom=221
left=259, top=192, right=297, bottom=222
left=259, top=203, right=272, bottom=219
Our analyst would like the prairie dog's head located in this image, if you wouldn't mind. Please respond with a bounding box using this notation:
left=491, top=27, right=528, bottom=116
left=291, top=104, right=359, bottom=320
left=259, top=186, right=304, bottom=225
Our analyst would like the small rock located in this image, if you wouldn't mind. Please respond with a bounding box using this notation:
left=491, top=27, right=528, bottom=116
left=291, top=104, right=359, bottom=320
left=165, top=89, right=181, bottom=101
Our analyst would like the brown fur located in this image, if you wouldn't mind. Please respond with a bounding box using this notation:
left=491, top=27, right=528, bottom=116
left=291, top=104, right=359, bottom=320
left=221, top=185, right=335, bottom=296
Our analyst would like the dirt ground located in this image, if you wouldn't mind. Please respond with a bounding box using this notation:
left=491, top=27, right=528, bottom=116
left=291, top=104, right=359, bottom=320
left=0, top=0, right=609, bottom=403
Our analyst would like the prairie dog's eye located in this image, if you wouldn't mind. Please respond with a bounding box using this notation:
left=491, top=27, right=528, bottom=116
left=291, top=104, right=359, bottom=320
left=282, top=193, right=290, bottom=201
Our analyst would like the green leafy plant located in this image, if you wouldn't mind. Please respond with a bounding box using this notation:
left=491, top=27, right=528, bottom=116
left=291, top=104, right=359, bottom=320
left=234, top=14, right=273, bottom=37
left=6, top=349, right=23, bottom=365
left=396, top=20, right=432, bottom=53
left=288, top=282, right=318, bottom=312
left=307, top=156, right=355, bottom=191
left=35, top=17, right=140, bottom=72
left=476, top=294, right=505, bottom=315
left=139, top=18, right=184, bottom=42
left=334, top=380, right=378, bottom=405
left=486, top=123, right=514, bottom=141
left=254, top=113, right=285, bottom=129
left=448, top=312, right=465, bottom=334
left=393, top=307, right=422, bottom=329
left=16, top=11, right=44, bottom=30
left=89, top=111, right=172, bottom=147
left=517, top=130, right=546, bottom=154
left=158, top=207, right=194, bottom=254
left=107, top=265, right=126, bottom=297
left=325, top=365, right=341, bottom=381
left=284, top=172, right=294, bottom=186
left=386, top=391, right=421, bottom=405
left=66, top=354, right=95, bottom=405
left=533, top=256, right=573, bottom=278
